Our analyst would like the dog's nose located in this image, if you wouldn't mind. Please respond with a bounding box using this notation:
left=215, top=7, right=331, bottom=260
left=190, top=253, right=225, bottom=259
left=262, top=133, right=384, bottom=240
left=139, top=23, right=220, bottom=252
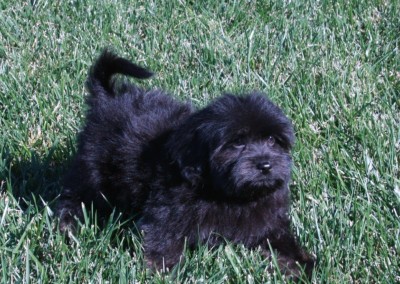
left=257, top=161, right=271, bottom=173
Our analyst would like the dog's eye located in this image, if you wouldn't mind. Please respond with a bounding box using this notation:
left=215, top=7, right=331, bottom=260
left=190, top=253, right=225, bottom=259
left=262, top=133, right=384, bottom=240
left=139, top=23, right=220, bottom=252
left=230, top=138, right=246, bottom=150
left=267, top=136, right=275, bottom=146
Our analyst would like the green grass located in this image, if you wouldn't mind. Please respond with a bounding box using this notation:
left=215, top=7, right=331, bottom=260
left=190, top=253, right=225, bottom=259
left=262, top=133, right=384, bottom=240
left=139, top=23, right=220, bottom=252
left=1, top=0, right=399, bottom=283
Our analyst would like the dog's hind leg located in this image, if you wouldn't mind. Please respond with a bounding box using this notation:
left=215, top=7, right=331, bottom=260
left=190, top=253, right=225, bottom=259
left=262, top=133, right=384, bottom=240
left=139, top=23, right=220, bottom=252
left=56, top=191, right=84, bottom=233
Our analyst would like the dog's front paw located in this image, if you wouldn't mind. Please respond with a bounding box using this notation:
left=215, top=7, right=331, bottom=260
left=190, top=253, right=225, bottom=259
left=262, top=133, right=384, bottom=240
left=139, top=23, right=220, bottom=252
left=145, top=252, right=183, bottom=272
left=299, top=251, right=316, bottom=280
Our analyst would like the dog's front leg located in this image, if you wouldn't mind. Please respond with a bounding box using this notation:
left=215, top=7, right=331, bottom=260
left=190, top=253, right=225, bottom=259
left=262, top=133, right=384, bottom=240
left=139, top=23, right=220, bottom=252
left=260, top=233, right=315, bottom=281
left=143, top=228, right=186, bottom=271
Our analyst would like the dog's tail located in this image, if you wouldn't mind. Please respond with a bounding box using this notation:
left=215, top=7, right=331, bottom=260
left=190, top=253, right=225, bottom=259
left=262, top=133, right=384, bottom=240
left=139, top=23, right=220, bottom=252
left=87, top=49, right=153, bottom=96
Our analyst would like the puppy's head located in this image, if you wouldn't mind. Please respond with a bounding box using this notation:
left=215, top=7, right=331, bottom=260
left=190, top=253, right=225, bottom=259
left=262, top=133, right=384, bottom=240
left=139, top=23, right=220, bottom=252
left=168, top=93, right=294, bottom=201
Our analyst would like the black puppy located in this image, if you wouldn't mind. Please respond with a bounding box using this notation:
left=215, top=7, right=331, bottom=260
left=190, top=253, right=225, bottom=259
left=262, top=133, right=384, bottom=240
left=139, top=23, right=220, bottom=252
left=57, top=50, right=314, bottom=279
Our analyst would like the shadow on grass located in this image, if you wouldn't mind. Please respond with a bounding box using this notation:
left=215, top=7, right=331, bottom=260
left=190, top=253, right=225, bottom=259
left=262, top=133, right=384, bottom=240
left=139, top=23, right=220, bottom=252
left=0, top=142, right=73, bottom=211
left=0, top=141, right=143, bottom=243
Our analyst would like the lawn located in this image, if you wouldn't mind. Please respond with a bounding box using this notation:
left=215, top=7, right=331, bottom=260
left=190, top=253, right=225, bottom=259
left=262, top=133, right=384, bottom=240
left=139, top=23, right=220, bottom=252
left=1, top=0, right=399, bottom=283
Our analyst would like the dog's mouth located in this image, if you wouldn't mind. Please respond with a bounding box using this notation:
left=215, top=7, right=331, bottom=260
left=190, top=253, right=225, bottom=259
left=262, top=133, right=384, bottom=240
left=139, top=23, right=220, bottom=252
left=205, top=168, right=285, bottom=202
left=236, top=177, right=284, bottom=198
left=251, top=177, right=283, bottom=190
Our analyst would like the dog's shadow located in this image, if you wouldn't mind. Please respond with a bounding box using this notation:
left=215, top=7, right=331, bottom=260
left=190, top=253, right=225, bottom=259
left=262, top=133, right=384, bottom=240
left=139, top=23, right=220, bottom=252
left=1, top=142, right=71, bottom=212
left=1, top=142, right=144, bottom=247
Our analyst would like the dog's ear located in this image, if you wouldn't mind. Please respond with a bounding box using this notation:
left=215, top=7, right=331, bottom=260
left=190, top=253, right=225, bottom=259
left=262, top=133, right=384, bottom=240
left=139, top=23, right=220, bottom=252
left=167, top=126, right=210, bottom=186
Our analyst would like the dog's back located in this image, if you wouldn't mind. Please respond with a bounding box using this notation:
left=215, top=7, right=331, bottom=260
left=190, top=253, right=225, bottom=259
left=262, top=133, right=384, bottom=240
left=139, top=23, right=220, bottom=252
left=57, top=51, right=191, bottom=230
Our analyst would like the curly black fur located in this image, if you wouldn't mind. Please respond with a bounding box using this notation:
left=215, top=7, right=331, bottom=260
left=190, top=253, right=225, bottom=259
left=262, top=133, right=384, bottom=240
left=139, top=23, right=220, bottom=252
left=57, top=50, right=315, bottom=280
